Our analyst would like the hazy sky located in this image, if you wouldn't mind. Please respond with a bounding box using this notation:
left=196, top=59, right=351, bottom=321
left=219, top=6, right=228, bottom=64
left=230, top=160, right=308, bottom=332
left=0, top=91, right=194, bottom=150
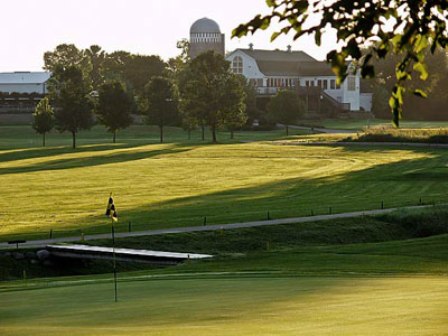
left=1, top=0, right=338, bottom=72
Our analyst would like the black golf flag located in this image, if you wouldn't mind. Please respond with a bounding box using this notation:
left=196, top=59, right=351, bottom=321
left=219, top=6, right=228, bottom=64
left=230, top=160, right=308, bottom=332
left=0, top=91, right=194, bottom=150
left=106, top=194, right=118, bottom=222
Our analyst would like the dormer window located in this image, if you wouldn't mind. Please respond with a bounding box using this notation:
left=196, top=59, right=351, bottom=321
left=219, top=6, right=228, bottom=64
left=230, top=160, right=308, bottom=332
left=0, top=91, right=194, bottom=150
left=232, top=56, right=243, bottom=74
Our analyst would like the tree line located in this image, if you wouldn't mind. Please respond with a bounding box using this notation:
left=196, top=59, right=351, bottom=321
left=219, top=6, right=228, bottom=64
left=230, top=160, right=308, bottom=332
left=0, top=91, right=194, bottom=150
left=33, top=43, right=253, bottom=147
left=33, top=43, right=313, bottom=148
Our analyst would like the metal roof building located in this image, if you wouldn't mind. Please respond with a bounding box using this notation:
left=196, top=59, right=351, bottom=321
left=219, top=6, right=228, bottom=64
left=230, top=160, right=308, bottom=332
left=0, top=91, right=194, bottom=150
left=0, top=71, right=51, bottom=94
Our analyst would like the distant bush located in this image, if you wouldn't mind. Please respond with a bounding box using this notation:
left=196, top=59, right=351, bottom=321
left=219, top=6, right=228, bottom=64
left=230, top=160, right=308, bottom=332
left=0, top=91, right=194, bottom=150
left=378, top=206, right=448, bottom=238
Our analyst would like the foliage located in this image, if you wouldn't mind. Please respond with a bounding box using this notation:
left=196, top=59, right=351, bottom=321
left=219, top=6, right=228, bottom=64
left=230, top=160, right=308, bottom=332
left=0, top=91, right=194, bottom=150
left=233, top=0, right=448, bottom=126
left=144, top=76, right=179, bottom=143
left=179, top=51, right=247, bottom=142
left=241, top=79, right=261, bottom=127
left=43, top=44, right=90, bottom=75
left=102, top=50, right=133, bottom=84
left=32, top=97, right=55, bottom=147
left=167, top=39, right=191, bottom=79
left=365, top=48, right=448, bottom=120
left=49, top=65, right=94, bottom=149
left=95, top=81, right=134, bottom=143
left=121, top=54, right=166, bottom=96
left=267, top=90, right=305, bottom=134
left=84, top=45, right=106, bottom=90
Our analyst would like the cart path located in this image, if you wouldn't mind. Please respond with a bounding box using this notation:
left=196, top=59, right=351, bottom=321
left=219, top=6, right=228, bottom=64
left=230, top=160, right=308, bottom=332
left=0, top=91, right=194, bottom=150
left=0, top=204, right=438, bottom=250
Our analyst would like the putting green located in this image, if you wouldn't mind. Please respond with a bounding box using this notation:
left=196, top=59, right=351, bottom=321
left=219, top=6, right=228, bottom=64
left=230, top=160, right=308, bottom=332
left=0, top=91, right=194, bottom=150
left=0, top=274, right=447, bottom=336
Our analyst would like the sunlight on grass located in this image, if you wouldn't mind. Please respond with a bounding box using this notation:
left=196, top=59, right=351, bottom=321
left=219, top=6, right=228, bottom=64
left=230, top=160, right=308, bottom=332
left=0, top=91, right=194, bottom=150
left=0, top=275, right=446, bottom=336
left=0, top=135, right=446, bottom=239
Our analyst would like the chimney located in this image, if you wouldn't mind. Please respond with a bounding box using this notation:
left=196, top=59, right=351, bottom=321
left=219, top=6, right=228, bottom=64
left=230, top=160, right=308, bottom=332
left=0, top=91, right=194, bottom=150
left=249, top=43, right=254, bottom=51
left=287, top=45, right=292, bottom=52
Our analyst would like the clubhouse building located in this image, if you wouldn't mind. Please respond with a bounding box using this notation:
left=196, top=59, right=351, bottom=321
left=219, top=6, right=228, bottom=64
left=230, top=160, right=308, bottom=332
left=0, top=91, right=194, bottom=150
left=190, top=17, right=372, bottom=114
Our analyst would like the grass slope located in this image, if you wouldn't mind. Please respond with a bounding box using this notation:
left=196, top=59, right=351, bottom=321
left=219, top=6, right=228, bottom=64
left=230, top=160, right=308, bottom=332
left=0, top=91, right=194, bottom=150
left=1, top=126, right=448, bottom=240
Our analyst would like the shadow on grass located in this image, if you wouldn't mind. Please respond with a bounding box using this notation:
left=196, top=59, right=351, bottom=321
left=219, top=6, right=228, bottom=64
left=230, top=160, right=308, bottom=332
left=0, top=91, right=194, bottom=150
left=47, top=148, right=446, bottom=238
left=0, top=143, right=193, bottom=175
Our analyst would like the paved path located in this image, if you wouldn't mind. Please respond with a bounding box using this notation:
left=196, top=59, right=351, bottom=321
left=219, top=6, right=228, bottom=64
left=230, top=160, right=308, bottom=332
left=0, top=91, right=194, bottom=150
left=0, top=204, right=435, bottom=250
left=286, top=124, right=355, bottom=134
left=286, top=140, right=448, bottom=149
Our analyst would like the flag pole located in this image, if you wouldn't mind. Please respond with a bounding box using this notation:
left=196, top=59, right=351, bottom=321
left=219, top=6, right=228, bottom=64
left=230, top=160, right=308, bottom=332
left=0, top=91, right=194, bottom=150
left=106, top=192, right=118, bottom=302
left=112, top=217, right=118, bottom=303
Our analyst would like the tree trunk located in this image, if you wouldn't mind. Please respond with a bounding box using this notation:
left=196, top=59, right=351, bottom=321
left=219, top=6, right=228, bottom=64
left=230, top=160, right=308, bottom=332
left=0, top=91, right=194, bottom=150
left=113, top=130, right=116, bottom=143
left=72, top=131, right=76, bottom=149
left=230, top=130, right=234, bottom=139
left=160, top=124, right=164, bottom=143
left=201, top=125, right=205, bottom=141
left=211, top=125, right=217, bottom=143
left=188, top=129, right=191, bottom=140
left=43, top=132, right=46, bottom=147
left=286, top=125, right=289, bottom=135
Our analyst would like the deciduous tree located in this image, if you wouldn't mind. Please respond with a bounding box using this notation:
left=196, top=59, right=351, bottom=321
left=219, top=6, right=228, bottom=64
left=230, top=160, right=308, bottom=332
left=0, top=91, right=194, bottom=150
left=179, top=51, right=247, bottom=143
left=96, top=81, right=134, bottom=143
left=44, top=44, right=90, bottom=77
left=85, top=45, right=106, bottom=90
left=144, top=76, right=179, bottom=143
left=32, top=97, right=55, bottom=147
left=49, top=65, right=94, bottom=149
left=268, top=90, right=305, bottom=135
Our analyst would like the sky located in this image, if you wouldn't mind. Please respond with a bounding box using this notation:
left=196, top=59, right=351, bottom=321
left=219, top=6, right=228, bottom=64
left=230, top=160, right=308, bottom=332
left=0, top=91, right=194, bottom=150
left=0, top=0, right=338, bottom=72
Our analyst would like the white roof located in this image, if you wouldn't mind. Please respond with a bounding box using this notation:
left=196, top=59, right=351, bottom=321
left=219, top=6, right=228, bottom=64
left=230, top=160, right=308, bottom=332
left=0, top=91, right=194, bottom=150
left=0, top=71, right=51, bottom=84
left=47, top=244, right=213, bottom=260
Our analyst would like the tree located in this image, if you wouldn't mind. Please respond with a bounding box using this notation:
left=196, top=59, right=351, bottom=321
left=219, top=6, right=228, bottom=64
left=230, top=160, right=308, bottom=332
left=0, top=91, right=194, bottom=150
left=225, top=75, right=248, bottom=139
left=85, top=45, right=106, bottom=90
left=44, top=44, right=90, bottom=77
left=167, top=39, right=191, bottom=79
left=49, top=65, right=94, bottom=149
left=241, top=78, right=260, bottom=127
left=233, top=0, right=448, bottom=126
left=124, top=55, right=167, bottom=96
left=179, top=51, right=247, bottom=143
left=32, top=97, right=55, bottom=147
left=268, top=90, right=305, bottom=135
left=96, top=82, right=134, bottom=143
left=144, top=76, right=178, bottom=143
left=102, top=50, right=132, bottom=84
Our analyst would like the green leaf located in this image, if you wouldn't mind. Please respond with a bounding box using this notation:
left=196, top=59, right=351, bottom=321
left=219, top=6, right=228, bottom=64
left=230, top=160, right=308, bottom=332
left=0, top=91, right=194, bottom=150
left=413, top=62, right=428, bottom=80
left=413, top=89, right=427, bottom=98
left=414, top=35, right=429, bottom=53
left=266, top=0, right=276, bottom=7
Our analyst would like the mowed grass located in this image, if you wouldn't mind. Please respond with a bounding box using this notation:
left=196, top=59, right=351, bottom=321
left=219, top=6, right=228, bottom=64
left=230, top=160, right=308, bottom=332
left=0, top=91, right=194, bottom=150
left=1, top=277, right=447, bottom=336
left=1, top=125, right=448, bottom=240
left=1, top=234, right=448, bottom=336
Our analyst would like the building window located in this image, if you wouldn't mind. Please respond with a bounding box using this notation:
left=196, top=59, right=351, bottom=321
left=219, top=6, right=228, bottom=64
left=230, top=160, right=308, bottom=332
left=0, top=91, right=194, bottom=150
left=232, top=56, right=243, bottom=74
left=330, top=79, right=336, bottom=89
left=323, top=80, right=328, bottom=90
left=347, top=76, right=356, bottom=91
left=317, top=80, right=322, bottom=88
